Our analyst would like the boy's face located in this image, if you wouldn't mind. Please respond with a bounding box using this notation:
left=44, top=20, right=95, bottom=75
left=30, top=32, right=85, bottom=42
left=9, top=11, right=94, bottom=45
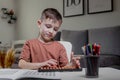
left=38, top=18, right=62, bottom=42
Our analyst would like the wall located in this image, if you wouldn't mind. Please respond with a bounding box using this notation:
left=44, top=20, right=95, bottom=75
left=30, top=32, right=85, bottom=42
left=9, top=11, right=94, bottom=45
left=15, top=0, right=64, bottom=40
left=0, top=0, right=16, bottom=45
left=62, top=0, right=120, bottom=30
left=16, top=0, right=120, bottom=40
left=0, top=0, right=120, bottom=41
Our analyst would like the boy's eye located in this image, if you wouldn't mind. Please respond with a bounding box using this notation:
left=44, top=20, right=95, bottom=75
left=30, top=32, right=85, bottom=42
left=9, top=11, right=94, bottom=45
left=45, top=24, right=51, bottom=28
left=54, top=28, right=58, bottom=31
left=45, top=24, right=59, bottom=31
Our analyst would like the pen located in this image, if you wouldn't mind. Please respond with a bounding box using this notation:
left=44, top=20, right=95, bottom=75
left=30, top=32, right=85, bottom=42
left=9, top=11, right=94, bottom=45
left=81, top=46, right=86, bottom=55
left=96, top=44, right=101, bottom=55
left=92, top=43, right=96, bottom=55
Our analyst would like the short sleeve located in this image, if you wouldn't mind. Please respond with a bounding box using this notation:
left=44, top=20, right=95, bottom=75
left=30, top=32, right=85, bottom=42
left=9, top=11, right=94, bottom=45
left=19, top=41, right=31, bottom=62
left=59, top=45, right=69, bottom=67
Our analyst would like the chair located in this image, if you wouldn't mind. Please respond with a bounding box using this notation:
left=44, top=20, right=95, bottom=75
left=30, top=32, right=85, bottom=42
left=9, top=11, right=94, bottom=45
left=12, top=40, right=26, bottom=53
left=11, top=40, right=26, bottom=64
left=59, top=41, right=72, bottom=62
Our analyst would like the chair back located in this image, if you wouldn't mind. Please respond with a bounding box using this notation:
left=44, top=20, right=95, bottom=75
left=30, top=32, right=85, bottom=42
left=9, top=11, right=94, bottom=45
left=59, top=41, right=72, bottom=62
left=12, top=40, right=26, bottom=53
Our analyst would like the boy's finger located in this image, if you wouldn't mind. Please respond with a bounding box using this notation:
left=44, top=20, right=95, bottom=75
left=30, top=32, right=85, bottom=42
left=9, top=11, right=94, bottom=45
left=70, top=52, right=74, bottom=60
left=50, top=59, right=57, bottom=62
left=75, top=60, right=80, bottom=68
left=48, top=60, right=58, bottom=65
left=75, top=56, right=81, bottom=60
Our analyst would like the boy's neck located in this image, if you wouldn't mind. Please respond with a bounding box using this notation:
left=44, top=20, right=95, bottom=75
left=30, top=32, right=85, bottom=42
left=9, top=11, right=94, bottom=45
left=38, top=37, right=53, bottom=44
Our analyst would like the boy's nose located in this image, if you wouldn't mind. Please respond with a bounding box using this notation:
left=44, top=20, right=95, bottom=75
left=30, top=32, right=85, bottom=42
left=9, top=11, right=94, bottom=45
left=49, top=28, right=54, bottom=33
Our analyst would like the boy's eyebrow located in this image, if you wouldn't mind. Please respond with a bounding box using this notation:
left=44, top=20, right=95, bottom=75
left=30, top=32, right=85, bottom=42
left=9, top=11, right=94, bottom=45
left=45, top=23, right=59, bottom=28
left=45, top=24, right=52, bottom=27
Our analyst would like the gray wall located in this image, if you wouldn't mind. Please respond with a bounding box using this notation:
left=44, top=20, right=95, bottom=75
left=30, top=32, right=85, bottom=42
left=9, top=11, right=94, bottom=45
left=0, top=0, right=16, bottom=45
left=16, top=0, right=120, bottom=40
left=0, top=0, right=120, bottom=43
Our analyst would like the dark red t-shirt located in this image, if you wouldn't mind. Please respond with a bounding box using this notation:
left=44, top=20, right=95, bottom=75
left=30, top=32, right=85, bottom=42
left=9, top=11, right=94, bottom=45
left=19, top=39, right=68, bottom=67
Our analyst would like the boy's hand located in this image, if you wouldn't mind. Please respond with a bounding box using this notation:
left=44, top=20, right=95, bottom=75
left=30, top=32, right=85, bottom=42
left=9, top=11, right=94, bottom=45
left=70, top=52, right=80, bottom=68
left=42, top=59, right=58, bottom=67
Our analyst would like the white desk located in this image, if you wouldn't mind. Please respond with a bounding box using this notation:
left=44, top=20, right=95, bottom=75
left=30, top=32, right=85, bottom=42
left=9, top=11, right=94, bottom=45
left=0, top=67, right=119, bottom=80
left=61, top=67, right=120, bottom=80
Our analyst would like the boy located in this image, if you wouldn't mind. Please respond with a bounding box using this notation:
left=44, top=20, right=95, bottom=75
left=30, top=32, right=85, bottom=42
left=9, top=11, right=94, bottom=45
left=18, top=8, right=80, bottom=70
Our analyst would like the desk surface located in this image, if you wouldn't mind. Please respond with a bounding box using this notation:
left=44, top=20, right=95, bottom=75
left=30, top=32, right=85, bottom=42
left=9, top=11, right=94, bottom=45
left=61, top=67, right=120, bottom=80
left=0, top=67, right=119, bottom=80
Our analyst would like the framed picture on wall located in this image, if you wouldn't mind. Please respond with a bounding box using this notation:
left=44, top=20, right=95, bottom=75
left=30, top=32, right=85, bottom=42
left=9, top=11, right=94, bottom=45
left=87, top=0, right=113, bottom=14
left=63, top=0, right=84, bottom=17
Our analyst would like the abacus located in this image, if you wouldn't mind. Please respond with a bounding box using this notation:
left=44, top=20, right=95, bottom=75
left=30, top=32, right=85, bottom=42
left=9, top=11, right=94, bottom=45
left=38, top=66, right=82, bottom=72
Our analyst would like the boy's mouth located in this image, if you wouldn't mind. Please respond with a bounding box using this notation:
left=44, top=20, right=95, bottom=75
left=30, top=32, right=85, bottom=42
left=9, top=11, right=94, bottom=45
left=46, top=33, right=53, bottom=37
left=44, top=34, right=53, bottom=39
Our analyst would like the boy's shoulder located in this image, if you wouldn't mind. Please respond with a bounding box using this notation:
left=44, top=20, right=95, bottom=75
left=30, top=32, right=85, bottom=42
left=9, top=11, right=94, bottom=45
left=25, top=39, right=64, bottom=48
left=25, top=39, right=38, bottom=44
left=54, top=41, right=65, bottom=48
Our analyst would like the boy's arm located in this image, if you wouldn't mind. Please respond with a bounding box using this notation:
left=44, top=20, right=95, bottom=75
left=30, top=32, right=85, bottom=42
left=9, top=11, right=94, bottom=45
left=18, top=59, right=42, bottom=70
left=65, top=52, right=80, bottom=69
left=18, top=59, right=58, bottom=70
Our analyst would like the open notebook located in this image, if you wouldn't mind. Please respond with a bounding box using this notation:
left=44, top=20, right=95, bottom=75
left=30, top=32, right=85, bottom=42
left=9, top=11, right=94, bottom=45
left=0, top=69, right=61, bottom=80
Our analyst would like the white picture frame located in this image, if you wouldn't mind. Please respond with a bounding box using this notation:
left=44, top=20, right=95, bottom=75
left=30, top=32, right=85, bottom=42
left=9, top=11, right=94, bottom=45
left=87, top=0, right=113, bottom=14
left=63, top=0, right=84, bottom=17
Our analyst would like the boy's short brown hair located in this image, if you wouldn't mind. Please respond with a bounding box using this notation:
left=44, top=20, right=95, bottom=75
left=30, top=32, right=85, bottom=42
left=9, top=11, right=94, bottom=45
left=41, top=8, right=62, bottom=23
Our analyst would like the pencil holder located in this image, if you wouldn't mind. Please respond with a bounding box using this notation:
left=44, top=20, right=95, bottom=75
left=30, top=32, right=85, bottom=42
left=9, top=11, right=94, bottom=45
left=84, top=55, right=100, bottom=78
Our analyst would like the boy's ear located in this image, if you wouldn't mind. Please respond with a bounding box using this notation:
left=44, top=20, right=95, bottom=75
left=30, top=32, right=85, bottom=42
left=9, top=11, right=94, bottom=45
left=37, top=20, right=42, bottom=28
left=38, top=20, right=41, bottom=25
